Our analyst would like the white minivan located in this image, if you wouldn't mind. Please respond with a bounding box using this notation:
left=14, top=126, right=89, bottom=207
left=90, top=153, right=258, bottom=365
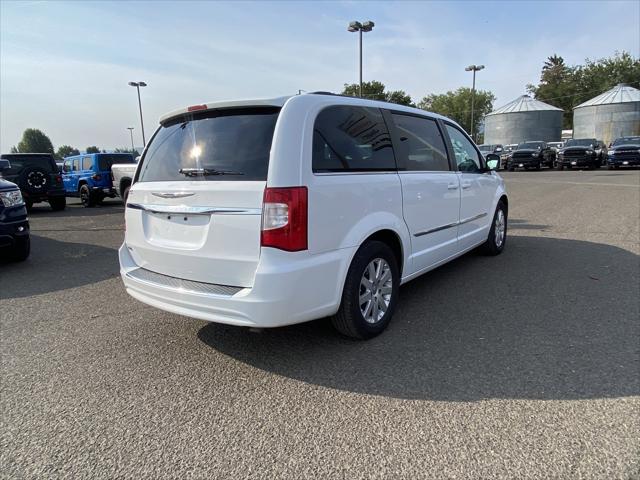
left=120, top=93, right=508, bottom=339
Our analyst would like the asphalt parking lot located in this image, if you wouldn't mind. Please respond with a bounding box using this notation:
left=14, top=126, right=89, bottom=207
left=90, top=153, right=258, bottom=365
left=1, top=169, right=639, bottom=479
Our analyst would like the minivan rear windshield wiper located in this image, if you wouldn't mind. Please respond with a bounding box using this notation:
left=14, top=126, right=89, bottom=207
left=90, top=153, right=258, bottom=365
left=179, top=168, right=245, bottom=176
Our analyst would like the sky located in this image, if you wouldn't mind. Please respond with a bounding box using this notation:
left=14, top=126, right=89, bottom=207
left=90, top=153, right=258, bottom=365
left=1, top=0, right=639, bottom=152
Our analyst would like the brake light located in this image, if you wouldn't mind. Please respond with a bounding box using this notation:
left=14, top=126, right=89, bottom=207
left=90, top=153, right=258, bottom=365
left=188, top=104, right=208, bottom=112
left=261, top=187, right=307, bottom=251
left=92, top=174, right=102, bottom=181
left=55, top=175, right=62, bottom=183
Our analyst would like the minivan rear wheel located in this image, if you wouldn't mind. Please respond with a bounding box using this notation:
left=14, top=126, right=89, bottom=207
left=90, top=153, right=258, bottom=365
left=332, top=241, right=399, bottom=339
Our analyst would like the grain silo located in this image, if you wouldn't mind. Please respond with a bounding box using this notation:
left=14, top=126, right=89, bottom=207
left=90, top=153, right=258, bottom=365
left=573, top=84, right=640, bottom=145
left=484, top=95, right=563, bottom=145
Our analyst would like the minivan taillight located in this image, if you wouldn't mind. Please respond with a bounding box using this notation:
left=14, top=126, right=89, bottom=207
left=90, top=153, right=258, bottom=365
left=261, top=187, right=307, bottom=251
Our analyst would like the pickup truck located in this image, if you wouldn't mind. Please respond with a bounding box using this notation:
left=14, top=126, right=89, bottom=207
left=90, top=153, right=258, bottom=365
left=111, top=157, right=139, bottom=203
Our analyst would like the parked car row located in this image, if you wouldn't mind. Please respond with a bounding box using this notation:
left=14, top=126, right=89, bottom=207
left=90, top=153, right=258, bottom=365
left=0, top=152, right=137, bottom=211
left=479, top=136, right=640, bottom=171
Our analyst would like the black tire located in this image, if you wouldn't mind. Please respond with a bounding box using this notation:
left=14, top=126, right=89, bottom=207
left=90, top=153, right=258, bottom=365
left=332, top=241, right=400, bottom=340
left=535, top=162, right=541, bottom=171
left=79, top=184, right=95, bottom=207
left=9, top=236, right=30, bottom=262
left=508, top=166, right=515, bottom=172
left=557, top=163, right=564, bottom=171
left=480, top=201, right=507, bottom=256
left=49, top=196, right=66, bottom=211
left=25, top=199, right=34, bottom=211
left=122, top=186, right=131, bottom=204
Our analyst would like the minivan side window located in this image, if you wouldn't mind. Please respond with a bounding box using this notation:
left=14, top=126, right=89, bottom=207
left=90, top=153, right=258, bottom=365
left=444, top=124, right=483, bottom=173
left=82, top=156, right=92, bottom=170
left=313, top=106, right=396, bottom=172
left=391, top=113, right=449, bottom=171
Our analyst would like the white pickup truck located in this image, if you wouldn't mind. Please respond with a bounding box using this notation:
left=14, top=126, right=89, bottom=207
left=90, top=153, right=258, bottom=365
left=111, top=157, right=139, bottom=202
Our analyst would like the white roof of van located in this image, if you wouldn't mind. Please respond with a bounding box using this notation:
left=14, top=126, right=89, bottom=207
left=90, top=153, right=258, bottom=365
left=159, top=93, right=452, bottom=125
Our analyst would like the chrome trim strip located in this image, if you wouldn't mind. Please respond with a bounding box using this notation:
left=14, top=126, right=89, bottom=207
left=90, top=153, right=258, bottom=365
left=151, top=192, right=195, bottom=199
left=414, top=221, right=458, bottom=237
left=126, top=203, right=261, bottom=215
left=459, top=212, right=488, bottom=225
left=126, top=267, right=243, bottom=296
left=414, top=212, right=488, bottom=237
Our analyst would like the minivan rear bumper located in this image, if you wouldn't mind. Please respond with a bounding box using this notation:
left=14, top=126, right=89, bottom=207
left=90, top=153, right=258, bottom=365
left=119, top=243, right=353, bottom=328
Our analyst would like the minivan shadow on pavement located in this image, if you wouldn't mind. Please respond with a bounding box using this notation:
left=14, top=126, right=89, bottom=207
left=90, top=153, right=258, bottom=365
left=0, top=235, right=118, bottom=299
left=199, top=235, right=639, bottom=402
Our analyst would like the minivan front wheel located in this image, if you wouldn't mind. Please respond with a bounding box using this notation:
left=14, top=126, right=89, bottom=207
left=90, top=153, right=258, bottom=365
left=332, top=241, right=399, bottom=339
left=480, top=201, right=507, bottom=256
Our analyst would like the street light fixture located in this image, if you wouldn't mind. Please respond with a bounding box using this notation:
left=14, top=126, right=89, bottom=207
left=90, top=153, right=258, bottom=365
left=348, top=20, right=375, bottom=98
left=128, top=81, right=147, bottom=147
left=465, top=65, right=484, bottom=142
left=127, top=127, right=135, bottom=152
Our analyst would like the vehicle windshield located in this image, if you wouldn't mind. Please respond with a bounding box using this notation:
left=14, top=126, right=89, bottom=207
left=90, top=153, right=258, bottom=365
left=517, top=142, right=543, bottom=150
left=138, top=107, right=280, bottom=182
left=97, top=154, right=135, bottom=171
left=612, top=137, right=640, bottom=146
left=565, top=139, right=596, bottom=147
left=0, top=154, right=56, bottom=174
left=478, top=145, right=493, bottom=152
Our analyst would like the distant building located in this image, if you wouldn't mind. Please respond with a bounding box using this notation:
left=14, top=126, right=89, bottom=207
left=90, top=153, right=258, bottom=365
left=484, top=95, right=563, bottom=145
left=573, top=84, right=640, bottom=145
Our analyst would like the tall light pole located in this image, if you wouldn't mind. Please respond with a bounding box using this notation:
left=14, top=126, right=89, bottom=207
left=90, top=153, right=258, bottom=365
left=127, top=127, right=135, bottom=151
left=348, top=20, right=375, bottom=98
left=128, top=81, right=147, bottom=147
left=465, top=65, right=484, bottom=142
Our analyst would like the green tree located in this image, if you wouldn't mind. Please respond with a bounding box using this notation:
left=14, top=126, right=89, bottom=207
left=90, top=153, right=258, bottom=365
left=14, top=128, right=55, bottom=154
left=417, top=87, right=495, bottom=138
left=56, top=145, right=80, bottom=160
left=86, top=146, right=100, bottom=154
left=342, top=80, right=414, bottom=106
left=527, top=51, right=640, bottom=129
left=114, top=147, right=140, bottom=157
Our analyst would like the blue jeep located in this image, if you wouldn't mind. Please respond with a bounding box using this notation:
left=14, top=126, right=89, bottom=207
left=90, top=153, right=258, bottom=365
left=62, top=153, right=135, bottom=207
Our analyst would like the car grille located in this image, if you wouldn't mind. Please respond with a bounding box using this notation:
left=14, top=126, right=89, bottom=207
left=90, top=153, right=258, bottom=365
left=563, top=149, right=587, bottom=157
left=614, top=149, right=639, bottom=158
left=126, top=267, right=243, bottom=296
left=512, top=152, right=533, bottom=159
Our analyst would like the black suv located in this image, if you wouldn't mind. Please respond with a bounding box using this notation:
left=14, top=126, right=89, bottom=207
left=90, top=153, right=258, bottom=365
left=0, top=159, right=30, bottom=262
left=0, top=153, right=66, bottom=211
left=507, top=141, right=555, bottom=171
left=557, top=138, right=605, bottom=170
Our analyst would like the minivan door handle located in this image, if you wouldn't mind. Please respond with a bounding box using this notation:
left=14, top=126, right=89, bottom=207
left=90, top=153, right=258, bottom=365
left=461, top=181, right=472, bottom=190
left=447, top=183, right=459, bottom=190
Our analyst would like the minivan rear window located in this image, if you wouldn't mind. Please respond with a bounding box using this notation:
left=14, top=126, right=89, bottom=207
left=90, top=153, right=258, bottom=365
left=138, top=108, right=280, bottom=182
left=313, top=106, right=396, bottom=172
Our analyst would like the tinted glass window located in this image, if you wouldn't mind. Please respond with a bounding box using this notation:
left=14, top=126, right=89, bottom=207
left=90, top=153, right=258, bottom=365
left=391, top=114, right=449, bottom=171
left=517, top=142, right=544, bottom=150
left=313, top=106, right=395, bottom=172
left=612, top=137, right=640, bottom=146
left=82, top=156, right=92, bottom=170
left=98, top=154, right=134, bottom=171
left=139, top=108, right=279, bottom=182
left=0, top=154, right=55, bottom=174
left=73, top=159, right=80, bottom=171
left=444, top=124, right=482, bottom=173
left=565, top=139, right=596, bottom=147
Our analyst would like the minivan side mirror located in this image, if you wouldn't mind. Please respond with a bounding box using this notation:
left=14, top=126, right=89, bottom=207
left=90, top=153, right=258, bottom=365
left=0, top=159, right=11, bottom=171
left=485, top=154, right=500, bottom=171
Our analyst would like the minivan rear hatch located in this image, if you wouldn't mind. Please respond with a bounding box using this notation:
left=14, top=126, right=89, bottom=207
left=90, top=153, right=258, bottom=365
left=124, top=107, right=280, bottom=288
